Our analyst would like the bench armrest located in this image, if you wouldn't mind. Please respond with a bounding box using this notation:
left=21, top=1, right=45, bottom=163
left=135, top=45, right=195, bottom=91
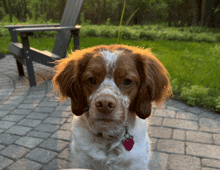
left=5, top=24, right=60, bottom=29
left=15, top=25, right=81, bottom=33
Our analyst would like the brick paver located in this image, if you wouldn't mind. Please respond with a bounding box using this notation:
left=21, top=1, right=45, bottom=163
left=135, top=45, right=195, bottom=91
left=0, top=145, right=30, bottom=160
left=163, top=118, right=199, bottom=130
left=0, top=133, right=20, bottom=145
left=202, top=158, right=220, bottom=169
left=15, top=137, right=43, bottom=149
left=26, top=148, right=58, bottom=164
left=186, top=142, right=220, bottom=159
left=6, top=126, right=32, bottom=135
left=168, top=154, right=201, bottom=170
left=0, top=155, right=14, bottom=169
left=0, top=54, right=220, bottom=169
left=6, top=158, right=43, bottom=170
left=157, top=139, right=185, bottom=154
left=40, top=138, right=69, bottom=152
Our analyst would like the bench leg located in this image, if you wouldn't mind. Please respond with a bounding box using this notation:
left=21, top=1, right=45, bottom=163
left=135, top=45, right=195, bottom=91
left=16, top=60, right=24, bottom=76
left=73, top=30, right=80, bottom=50
left=20, top=32, right=36, bottom=87
left=26, top=59, right=36, bottom=86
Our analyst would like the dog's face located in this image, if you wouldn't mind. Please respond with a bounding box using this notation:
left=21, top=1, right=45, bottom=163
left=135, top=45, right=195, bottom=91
left=52, top=45, right=172, bottom=133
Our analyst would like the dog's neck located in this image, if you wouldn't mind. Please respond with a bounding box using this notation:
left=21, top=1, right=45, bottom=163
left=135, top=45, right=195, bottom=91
left=95, top=122, right=130, bottom=139
left=82, top=107, right=136, bottom=148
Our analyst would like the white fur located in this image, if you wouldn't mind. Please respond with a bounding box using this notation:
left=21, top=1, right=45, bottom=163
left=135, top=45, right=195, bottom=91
left=101, top=50, right=121, bottom=73
left=70, top=117, right=150, bottom=170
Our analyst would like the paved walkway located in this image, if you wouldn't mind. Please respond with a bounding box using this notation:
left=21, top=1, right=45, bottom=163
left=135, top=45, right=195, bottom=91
left=0, top=55, right=220, bottom=170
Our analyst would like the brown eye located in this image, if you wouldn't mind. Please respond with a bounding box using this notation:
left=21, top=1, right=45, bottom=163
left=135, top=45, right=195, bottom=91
left=122, top=79, right=133, bottom=86
left=87, top=77, right=96, bottom=85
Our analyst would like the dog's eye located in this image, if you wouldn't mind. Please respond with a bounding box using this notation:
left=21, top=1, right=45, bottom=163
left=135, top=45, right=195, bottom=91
left=122, top=79, right=133, bottom=86
left=87, top=77, right=96, bottom=85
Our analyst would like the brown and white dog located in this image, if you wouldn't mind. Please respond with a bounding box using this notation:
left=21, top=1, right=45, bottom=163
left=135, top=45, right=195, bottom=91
left=52, top=45, right=172, bottom=170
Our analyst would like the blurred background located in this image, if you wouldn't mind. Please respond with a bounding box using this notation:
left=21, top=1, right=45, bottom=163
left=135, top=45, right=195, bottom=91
left=0, top=0, right=220, bottom=112
left=0, top=0, right=220, bottom=28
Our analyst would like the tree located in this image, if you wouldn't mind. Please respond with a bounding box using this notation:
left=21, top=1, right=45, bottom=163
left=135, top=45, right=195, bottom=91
left=191, top=0, right=201, bottom=26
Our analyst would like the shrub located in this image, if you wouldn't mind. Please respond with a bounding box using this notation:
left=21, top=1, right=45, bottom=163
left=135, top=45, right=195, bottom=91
left=216, top=34, right=220, bottom=42
left=194, top=33, right=216, bottom=43
left=1, top=23, right=220, bottom=43
left=166, top=32, right=183, bottom=41
left=85, top=28, right=97, bottom=37
left=216, top=96, right=220, bottom=112
left=202, top=96, right=217, bottom=109
left=100, top=29, right=114, bottom=38
left=180, top=85, right=209, bottom=106
left=120, top=29, right=132, bottom=40
left=139, top=31, right=156, bottom=41
left=170, top=78, right=180, bottom=95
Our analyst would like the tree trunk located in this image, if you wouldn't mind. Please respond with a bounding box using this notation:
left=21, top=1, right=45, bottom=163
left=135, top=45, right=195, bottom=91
left=201, top=0, right=207, bottom=26
left=205, top=0, right=215, bottom=27
left=2, top=0, right=8, bottom=14
left=7, top=0, right=12, bottom=22
left=191, top=0, right=200, bottom=26
left=103, top=0, right=107, bottom=23
left=214, top=0, right=220, bottom=28
left=91, top=0, right=96, bottom=24
left=22, top=0, right=27, bottom=21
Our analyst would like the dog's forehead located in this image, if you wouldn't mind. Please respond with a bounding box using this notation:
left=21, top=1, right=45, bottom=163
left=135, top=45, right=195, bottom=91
left=100, top=50, right=121, bottom=74
left=100, top=49, right=134, bottom=76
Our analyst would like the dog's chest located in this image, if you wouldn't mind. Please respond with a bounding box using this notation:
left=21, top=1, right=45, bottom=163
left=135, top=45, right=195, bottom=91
left=89, top=143, right=134, bottom=169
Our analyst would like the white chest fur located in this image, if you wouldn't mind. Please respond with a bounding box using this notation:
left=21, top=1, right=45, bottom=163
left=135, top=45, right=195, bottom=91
left=70, top=117, right=150, bottom=170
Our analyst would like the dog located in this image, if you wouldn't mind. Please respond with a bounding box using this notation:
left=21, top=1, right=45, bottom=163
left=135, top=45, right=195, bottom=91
left=52, top=45, right=172, bottom=170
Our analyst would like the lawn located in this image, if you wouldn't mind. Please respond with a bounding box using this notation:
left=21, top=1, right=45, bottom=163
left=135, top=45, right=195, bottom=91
left=1, top=36, right=220, bottom=111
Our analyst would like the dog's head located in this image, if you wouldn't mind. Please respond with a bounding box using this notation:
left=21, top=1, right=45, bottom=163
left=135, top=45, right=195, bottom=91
left=52, top=45, right=172, bottom=132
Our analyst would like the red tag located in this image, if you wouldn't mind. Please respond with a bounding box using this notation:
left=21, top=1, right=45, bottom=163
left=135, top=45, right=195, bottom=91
left=123, top=138, right=134, bottom=151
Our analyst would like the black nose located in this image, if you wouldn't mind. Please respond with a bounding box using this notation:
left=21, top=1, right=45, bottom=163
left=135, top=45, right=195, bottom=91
left=95, top=96, right=116, bottom=114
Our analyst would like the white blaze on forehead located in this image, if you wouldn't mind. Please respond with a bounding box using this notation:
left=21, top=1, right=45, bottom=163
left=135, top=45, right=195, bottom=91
left=100, top=50, right=122, bottom=72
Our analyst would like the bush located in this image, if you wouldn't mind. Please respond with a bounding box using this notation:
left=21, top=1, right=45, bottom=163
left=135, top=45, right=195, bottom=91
left=194, top=33, right=216, bottom=43
left=120, top=29, right=132, bottom=40
left=216, top=34, right=220, bottom=42
left=100, top=29, right=114, bottom=38
left=1, top=23, right=220, bottom=43
left=216, top=96, right=220, bottom=112
left=170, top=78, right=180, bottom=95
left=85, top=28, right=97, bottom=37
left=139, top=31, right=156, bottom=41
left=180, top=85, right=209, bottom=106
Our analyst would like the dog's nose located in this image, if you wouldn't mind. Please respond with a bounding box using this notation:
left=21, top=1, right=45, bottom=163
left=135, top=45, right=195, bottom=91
left=95, top=96, right=116, bottom=114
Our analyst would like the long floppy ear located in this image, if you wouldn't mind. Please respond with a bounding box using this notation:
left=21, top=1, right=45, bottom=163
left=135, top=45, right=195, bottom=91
left=52, top=52, right=92, bottom=116
left=133, top=50, right=172, bottom=119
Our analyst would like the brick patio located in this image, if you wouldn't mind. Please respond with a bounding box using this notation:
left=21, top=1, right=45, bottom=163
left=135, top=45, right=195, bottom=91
left=0, top=55, right=220, bottom=170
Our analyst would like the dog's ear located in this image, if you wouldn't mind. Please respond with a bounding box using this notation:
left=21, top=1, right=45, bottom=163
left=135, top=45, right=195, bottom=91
left=52, top=52, right=93, bottom=116
left=133, top=50, right=172, bottom=119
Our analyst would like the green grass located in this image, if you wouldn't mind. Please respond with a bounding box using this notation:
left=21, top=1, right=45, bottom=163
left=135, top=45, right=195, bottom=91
left=1, top=36, right=220, bottom=112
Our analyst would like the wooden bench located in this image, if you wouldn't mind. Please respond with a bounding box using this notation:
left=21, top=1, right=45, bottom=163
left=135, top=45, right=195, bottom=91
left=5, top=0, right=85, bottom=86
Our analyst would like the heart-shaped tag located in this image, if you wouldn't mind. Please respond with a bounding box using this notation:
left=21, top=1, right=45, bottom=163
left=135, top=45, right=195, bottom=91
left=123, top=138, right=134, bottom=151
